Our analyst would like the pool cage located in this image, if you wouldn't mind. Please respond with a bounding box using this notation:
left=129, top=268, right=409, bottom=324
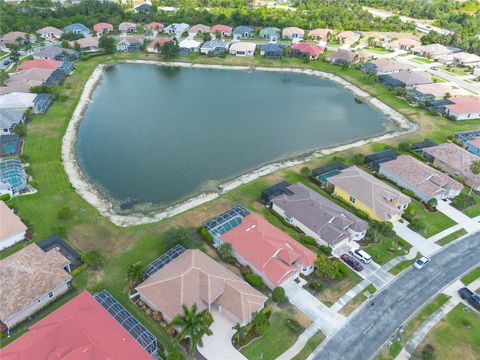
left=0, top=157, right=28, bottom=194
left=203, top=204, right=250, bottom=236
left=454, top=130, right=480, bottom=146
left=145, top=244, right=186, bottom=278
left=93, top=290, right=157, bottom=355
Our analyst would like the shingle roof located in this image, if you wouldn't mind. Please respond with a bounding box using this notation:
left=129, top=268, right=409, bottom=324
left=221, top=214, right=316, bottom=286
left=136, top=249, right=266, bottom=323
left=271, top=183, right=368, bottom=246
left=0, top=244, right=71, bottom=323
left=32, top=46, right=77, bottom=60
left=328, top=166, right=411, bottom=221
left=260, top=43, right=283, bottom=52
left=0, top=201, right=26, bottom=242
left=380, top=155, right=463, bottom=198
left=0, top=109, right=24, bottom=129
left=0, top=291, right=152, bottom=360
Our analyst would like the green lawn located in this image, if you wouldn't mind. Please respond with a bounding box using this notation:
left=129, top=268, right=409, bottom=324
left=435, top=228, right=467, bottom=246
left=407, top=200, right=456, bottom=238
left=403, top=294, right=451, bottom=337
left=5, top=51, right=480, bottom=355
left=415, top=304, right=480, bottom=360
left=409, top=57, right=433, bottom=64
left=366, top=234, right=411, bottom=264
left=439, top=65, right=471, bottom=76
left=240, top=308, right=306, bottom=360
left=339, top=284, right=377, bottom=316
left=461, top=189, right=480, bottom=218
left=365, top=47, right=392, bottom=55
left=461, top=267, right=480, bottom=286
left=432, top=75, right=448, bottom=83
left=292, top=330, right=325, bottom=360
left=316, top=269, right=363, bottom=307
left=388, top=253, right=421, bottom=275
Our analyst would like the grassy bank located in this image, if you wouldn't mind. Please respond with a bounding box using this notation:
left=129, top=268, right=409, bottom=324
left=4, top=51, right=480, bottom=354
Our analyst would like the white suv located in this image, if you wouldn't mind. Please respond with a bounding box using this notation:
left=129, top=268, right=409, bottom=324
left=350, top=249, right=372, bottom=264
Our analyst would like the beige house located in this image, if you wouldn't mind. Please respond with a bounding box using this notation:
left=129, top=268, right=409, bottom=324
left=0, top=244, right=72, bottom=330
left=337, top=31, right=360, bottom=45
left=0, top=201, right=27, bottom=250
left=135, top=249, right=267, bottom=326
left=282, top=27, right=304, bottom=39
left=413, top=43, right=451, bottom=59
left=384, top=37, right=420, bottom=51
left=0, top=32, right=36, bottom=46
left=36, top=26, right=63, bottom=40
left=229, top=42, right=256, bottom=57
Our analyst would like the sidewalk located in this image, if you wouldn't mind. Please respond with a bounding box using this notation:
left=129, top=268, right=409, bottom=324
left=393, top=222, right=441, bottom=256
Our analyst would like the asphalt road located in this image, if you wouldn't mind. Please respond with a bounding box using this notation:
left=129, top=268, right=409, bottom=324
left=313, top=232, right=480, bottom=360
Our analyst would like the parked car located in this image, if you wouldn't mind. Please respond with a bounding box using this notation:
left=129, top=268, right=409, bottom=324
left=341, top=254, right=363, bottom=271
left=3, top=59, right=11, bottom=65
left=430, top=65, right=438, bottom=70
left=350, top=249, right=372, bottom=264
left=459, top=287, right=480, bottom=311
left=413, top=257, right=431, bottom=269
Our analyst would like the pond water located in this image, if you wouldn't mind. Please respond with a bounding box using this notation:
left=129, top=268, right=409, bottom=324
left=76, top=64, right=395, bottom=213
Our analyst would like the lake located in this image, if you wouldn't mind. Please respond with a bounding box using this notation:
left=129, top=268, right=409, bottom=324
left=76, top=64, right=395, bottom=213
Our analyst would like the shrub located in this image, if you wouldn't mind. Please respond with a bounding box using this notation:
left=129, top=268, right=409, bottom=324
left=336, top=262, right=350, bottom=277
left=162, top=227, right=194, bottom=251
left=421, top=344, right=436, bottom=360
left=198, top=227, right=213, bottom=243
left=355, top=209, right=369, bottom=220
left=0, top=193, right=11, bottom=201
left=319, top=245, right=332, bottom=255
left=241, top=265, right=252, bottom=277
left=272, top=287, right=286, bottom=304
left=81, top=250, right=105, bottom=270
left=166, top=352, right=184, bottom=360
left=398, top=142, right=410, bottom=151
left=311, top=280, right=323, bottom=290
left=56, top=206, right=73, bottom=220
left=401, top=189, right=415, bottom=197
left=352, top=153, right=365, bottom=165
left=315, top=253, right=341, bottom=280
left=303, top=236, right=316, bottom=245
left=285, top=318, right=303, bottom=335
left=245, top=273, right=263, bottom=288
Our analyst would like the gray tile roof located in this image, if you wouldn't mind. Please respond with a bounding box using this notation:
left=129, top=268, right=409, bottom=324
left=0, top=109, right=24, bottom=131
left=271, top=183, right=368, bottom=246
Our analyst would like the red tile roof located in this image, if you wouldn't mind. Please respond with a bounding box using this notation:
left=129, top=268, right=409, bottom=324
left=146, top=37, right=173, bottom=50
left=221, top=214, right=316, bottom=286
left=93, top=22, right=113, bottom=32
left=17, top=59, right=61, bottom=71
left=0, top=291, right=152, bottom=360
left=145, top=22, right=164, bottom=30
left=290, top=43, right=324, bottom=57
left=445, top=95, right=480, bottom=115
left=211, top=25, right=233, bottom=34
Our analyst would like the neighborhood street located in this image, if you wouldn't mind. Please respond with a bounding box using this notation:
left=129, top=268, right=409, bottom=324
left=312, top=232, right=480, bottom=360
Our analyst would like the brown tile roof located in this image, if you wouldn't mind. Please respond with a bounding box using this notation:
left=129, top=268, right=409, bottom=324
left=135, top=250, right=266, bottom=323
left=0, top=201, right=27, bottom=242
left=0, top=244, right=72, bottom=323
left=380, top=155, right=463, bottom=198
left=328, top=166, right=411, bottom=221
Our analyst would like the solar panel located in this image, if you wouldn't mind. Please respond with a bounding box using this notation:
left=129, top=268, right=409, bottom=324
left=203, top=204, right=250, bottom=235
left=0, top=157, right=28, bottom=194
left=145, top=244, right=186, bottom=277
left=93, top=290, right=157, bottom=355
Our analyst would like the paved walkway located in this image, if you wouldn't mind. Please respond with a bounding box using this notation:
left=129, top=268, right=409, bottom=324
left=436, top=201, right=480, bottom=233
left=198, top=309, right=246, bottom=360
left=393, top=222, right=441, bottom=256
left=382, top=247, right=418, bottom=272
left=277, top=321, right=322, bottom=360
left=284, top=281, right=347, bottom=336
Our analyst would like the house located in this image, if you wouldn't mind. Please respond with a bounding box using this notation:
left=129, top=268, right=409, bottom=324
left=211, top=24, right=233, bottom=37
left=213, top=212, right=316, bottom=288
left=452, top=52, right=480, bottom=67
left=0, top=291, right=155, bottom=359
left=289, top=43, right=324, bottom=60
left=135, top=249, right=267, bottom=326
left=232, top=26, right=254, bottom=40
left=17, top=58, right=62, bottom=71
left=421, top=143, right=480, bottom=191
left=378, top=71, right=432, bottom=89
left=200, top=39, right=229, bottom=55
left=0, top=244, right=72, bottom=330
left=467, top=137, right=480, bottom=157
left=144, top=22, right=164, bottom=39
left=327, top=166, right=411, bottom=222
left=32, top=45, right=79, bottom=61
left=37, top=235, right=82, bottom=271
left=412, top=44, right=451, bottom=59
left=0, top=92, right=37, bottom=111
left=0, top=68, right=65, bottom=95
left=407, top=83, right=468, bottom=107
left=189, top=24, right=211, bottom=35
left=64, top=23, right=91, bottom=38
left=326, top=50, right=369, bottom=66
left=146, top=38, right=173, bottom=53
left=282, top=27, right=304, bottom=40
left=135, top=2, right=152, bottom=12
left=179, top=39, right=202, bottom=56
left=259, top=27, right=280, bottom=40
left=379, top=155, right=463, bottom=202
left=0, top=157, right=28, bottom=194
left=360, top=58, right=414, bottom=75
left=0, top=201, right=27, bottom=250
left=308, top=28, right=331, bottom=41
left=337, top=31, right=360, bottom=45
left=71, top=37, right=102, bottom=52
left=119, top=22, right=137, bottom=34
left=260, top=43, right=283, bottom=59
left=229, top=42, right=256, bottom=57
left=384, top=37, right=420, bottom=51
left=270, top=183, right=368, bottom=249
left=116, top=37, right=143, bottom=52
left=0, top=32, right=36, bottom=46
left=164, top=23, right=190, bottom=37
left=0, top=109, right=24, bottom=134
left=93, top=22, right=113, bottom=35
left=36, top=26, right=63, bottom=40
left=443, top=95, right=480, bottom=120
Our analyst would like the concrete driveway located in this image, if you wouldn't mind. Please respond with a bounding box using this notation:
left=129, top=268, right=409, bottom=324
left=198, top=309, right=246, bottom=360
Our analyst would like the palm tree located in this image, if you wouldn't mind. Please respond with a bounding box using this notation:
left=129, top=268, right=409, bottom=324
left=469, top=160, right=480, bottom=196
left=127, top=262, right=145, bottom=287
left=252, top=311, right=269, bottom=336
left=171, top=304, right=213, bottom=354
left=232, top=323, right=246, bottom=345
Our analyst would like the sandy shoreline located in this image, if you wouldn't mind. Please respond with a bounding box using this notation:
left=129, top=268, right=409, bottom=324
left=61, top=60, right=418, bottom=227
